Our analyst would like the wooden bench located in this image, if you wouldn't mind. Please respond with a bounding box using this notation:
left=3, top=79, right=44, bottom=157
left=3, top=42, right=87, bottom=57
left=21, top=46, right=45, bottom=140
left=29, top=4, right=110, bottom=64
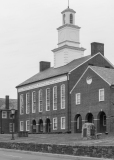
left=96, top=133, right=102, bottom=139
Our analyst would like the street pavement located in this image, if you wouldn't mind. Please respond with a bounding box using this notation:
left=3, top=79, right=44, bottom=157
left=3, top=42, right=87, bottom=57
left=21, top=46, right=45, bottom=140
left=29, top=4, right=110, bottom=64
left=0, top=149, right=112, bottom=160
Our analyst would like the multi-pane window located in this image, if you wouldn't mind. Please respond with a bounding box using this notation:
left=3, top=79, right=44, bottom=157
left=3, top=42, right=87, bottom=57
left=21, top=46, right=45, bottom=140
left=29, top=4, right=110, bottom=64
left=61, top=84, right=65, bottom=109
left=32, top=91, right=36, bottom=113
left=39, top=89, right=43, bottom=112
left=26, top=93, right=30, bottom=114
left=20, top=121, right=24, bottom=131
left=53, top=86, right=57, bottom=110
left=26, top=120, right=30, bottom=131
left=9, top=123, right=14, bottom=132
left=99, top=89, right=104, bottom=101
left=20, top=94, right=24, bottom=115
left=63, top=14, right=66, bottom=24
left=61, top=117, right=65, bottom=129
left=53, top=118, right=57, bottom=130
left=46, top=88, right=50, bottom=111
left=70, top=14, right=73, bottom=24
left=76, top=93, right=81, bottom=105
left=2, top=111, right=7, bottom=118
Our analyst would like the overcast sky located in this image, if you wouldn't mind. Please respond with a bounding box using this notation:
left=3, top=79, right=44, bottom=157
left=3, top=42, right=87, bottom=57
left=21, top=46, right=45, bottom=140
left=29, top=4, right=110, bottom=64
left=0, top=0, right=114, bottom=99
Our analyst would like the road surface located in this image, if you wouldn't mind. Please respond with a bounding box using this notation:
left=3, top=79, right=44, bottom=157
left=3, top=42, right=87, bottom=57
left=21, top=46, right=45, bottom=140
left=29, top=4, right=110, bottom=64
left=0, top=149, right=112, bottom=160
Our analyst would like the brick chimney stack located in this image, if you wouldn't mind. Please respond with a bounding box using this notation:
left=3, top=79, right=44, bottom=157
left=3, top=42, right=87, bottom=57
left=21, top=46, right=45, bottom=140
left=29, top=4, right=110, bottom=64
left=5, top=95, right=9, bottom=110
left=91, top=42, right=104, bottom=56
left=39, top=61, right=50, bottom=72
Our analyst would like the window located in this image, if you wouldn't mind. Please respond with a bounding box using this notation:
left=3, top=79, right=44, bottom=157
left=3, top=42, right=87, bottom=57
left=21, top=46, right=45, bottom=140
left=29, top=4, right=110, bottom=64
left=26, top=120, right=30, bottom=131
left=63, top=14, right=66, bottom=24
left=99, top=89, right=104, bottom=101
left=2, top=111, right=7, bottom=118
left=76, top=93, right=81, bottom=105
left=20, top=94, right=24, bottom=115
left=46, top=88, right=50, bottom=111
left=53, top=86, right=57, bottom=110
left=39, top=89, right=43, bottom=112
left=26, top=93, right=30, bottom=114
left=103, top=115, right=106, bottom=126
left=20, top=121, right=24, bottom=131
left=61, top=117, right=65, bottom=129
left=70, top=14, right=73, bottom=24
left=9, top=123, right=14, bottom=132
left=61, top=84, right=65, bottom=109
left=53, top=118, right=57, bottom=130
left=32, top=91, right=36, bottom=113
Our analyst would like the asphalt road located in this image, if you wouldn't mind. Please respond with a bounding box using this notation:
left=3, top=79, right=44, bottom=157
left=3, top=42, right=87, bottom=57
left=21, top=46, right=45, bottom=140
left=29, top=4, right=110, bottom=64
left=0, top=149, right=112, bottom=160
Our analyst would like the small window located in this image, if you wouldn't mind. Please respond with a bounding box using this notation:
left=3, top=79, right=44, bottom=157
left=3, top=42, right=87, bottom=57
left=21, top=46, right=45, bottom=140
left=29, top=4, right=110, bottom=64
left=61, top=117, right=65, bottom=129
left=99, top=89, right=104, bottom=101
left=53, top=86, right=57, bottom=110
left=2, top=111, right=7, bottom=118
left=20, top=121, right=24, bottom=131
left=26, top=120, right=30, bottom=131
left=70, top=14, right=73, bottom=24
left=39, top=89, right=43, bottom=112
left=61, top=84, right=65, bottom=109
left=32, top=91, right=36, bottom=113
left=53, top=118, right=57, bottom=130
left=63, top=14, right=66, bottom=24
left=46, top=88, right=50, bottom=111
left=103, top=115, right=106, bottom=126
left=76, top=93, right=81, bottom=105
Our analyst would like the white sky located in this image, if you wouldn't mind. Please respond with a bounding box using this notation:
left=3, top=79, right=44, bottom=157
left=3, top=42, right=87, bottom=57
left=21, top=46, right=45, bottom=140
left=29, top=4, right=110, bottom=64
left=0, top=0, right=114, bottom=99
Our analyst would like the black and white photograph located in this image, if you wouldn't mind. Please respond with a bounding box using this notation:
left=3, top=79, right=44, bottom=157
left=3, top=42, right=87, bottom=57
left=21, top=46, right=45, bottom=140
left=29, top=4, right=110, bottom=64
left=0, top=0, right=114, bottom=159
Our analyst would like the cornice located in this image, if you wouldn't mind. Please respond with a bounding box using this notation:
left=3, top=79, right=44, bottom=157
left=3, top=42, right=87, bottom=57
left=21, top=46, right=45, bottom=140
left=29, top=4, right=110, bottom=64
left=61, top=8, right=76, bottom=14
left=58, top=40, right=80, bottom=45
left=52, top=45, right=86, bottom=52
left=57, top=24, right=80, bottom=30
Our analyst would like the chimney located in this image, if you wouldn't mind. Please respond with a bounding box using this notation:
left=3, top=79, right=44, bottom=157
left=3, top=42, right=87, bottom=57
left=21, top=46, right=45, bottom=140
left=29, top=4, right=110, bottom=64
left=91, top=42, right=104, bottom=56
left=5, top=95, right=9, bottom=110
left=39, top=61, right=50, bottom=72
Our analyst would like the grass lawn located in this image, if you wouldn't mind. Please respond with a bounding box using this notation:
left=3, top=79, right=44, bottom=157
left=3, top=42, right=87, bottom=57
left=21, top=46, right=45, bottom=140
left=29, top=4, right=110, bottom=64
left=0, top=133, right=114, bottom=146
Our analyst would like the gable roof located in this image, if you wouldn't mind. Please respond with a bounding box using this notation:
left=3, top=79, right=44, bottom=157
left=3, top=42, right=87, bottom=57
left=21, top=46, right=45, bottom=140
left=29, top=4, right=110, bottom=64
left=70, top=66, right=114, bottom=94
left=0, top=98, right=17, bottom=110
left=16, top=55, right=91, bottom=88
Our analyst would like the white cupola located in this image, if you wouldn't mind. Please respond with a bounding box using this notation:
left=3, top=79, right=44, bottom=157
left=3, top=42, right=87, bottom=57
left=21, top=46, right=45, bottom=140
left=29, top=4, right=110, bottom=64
left=52, top=7, right=86, bottom=68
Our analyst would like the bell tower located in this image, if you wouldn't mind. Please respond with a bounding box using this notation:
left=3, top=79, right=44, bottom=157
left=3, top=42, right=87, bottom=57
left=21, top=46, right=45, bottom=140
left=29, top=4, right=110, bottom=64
left=52, top=7, right=86, bottom=68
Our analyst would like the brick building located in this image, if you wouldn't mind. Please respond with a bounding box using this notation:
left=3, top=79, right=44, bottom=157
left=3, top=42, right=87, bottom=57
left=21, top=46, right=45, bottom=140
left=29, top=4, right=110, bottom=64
left=16, top=7, right=114, bottom=134
left=0, top=96, right=18, bottom=134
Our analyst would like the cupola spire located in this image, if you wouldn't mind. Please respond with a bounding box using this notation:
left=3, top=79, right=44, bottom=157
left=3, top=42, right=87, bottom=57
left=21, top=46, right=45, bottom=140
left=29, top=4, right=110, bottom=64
left=68, top=0, right=69, bottom=8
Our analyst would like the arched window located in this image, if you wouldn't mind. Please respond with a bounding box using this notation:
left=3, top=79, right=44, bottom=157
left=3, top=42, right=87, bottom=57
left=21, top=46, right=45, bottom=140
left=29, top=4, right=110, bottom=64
left=63, top=14, right=66, bottom=24
left=70, top=14, right=73, bottom=24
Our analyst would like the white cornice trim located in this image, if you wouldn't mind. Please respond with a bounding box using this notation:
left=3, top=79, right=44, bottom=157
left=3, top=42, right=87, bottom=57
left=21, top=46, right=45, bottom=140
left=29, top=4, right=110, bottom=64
left=57, top=24, right=80, bottom=30
left=70, top=66, right=111, bottom=94
left=52, top=45, right=85, bottom=52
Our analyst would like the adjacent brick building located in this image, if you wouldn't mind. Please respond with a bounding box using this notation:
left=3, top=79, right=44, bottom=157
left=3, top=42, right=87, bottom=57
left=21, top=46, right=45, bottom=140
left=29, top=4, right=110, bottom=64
left=16, top=6, right=114, bottom=134
left=0, top=96, right=18, bottom=134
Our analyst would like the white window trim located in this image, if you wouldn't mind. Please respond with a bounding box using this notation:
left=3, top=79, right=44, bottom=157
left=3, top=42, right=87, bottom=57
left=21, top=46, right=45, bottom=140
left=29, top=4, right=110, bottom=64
left=26, top=93, right=29, bottom=114
left=2, top=111, right=7, bottom=118
left=99, top=88, right=104, bottom=101
left=39, top=89, right=43, bottom=112
left=46, top=88, right=50, bottom=111
left=61, top=84, right=65, bottom=109
left=32, top=91, right=36, bottom=113
left=26, top=120, right=30, bottom=131
left=61, top=117, right=65, bottom=129
left=76, top=93, right=81, bottom=105
left=20, top=94, right=24, bottom=115
left=53, top=117, right=57, bottom=130
left=20, top=121, right=24, bottom=131
left=53, top=86, right=57, bottom=110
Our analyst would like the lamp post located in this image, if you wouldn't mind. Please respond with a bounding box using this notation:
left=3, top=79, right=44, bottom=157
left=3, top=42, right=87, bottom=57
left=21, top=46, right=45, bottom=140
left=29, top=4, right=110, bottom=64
left=10, top=109, right=15, bottom=140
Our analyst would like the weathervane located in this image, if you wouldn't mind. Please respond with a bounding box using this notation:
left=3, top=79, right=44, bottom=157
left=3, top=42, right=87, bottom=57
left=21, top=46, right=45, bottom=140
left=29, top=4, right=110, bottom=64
left=68, top=0, right=69, bottom=8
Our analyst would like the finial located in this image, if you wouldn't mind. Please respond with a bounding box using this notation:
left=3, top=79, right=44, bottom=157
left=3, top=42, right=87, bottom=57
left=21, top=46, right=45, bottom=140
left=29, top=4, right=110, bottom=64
left=68, top=0, right=69, bottom=8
